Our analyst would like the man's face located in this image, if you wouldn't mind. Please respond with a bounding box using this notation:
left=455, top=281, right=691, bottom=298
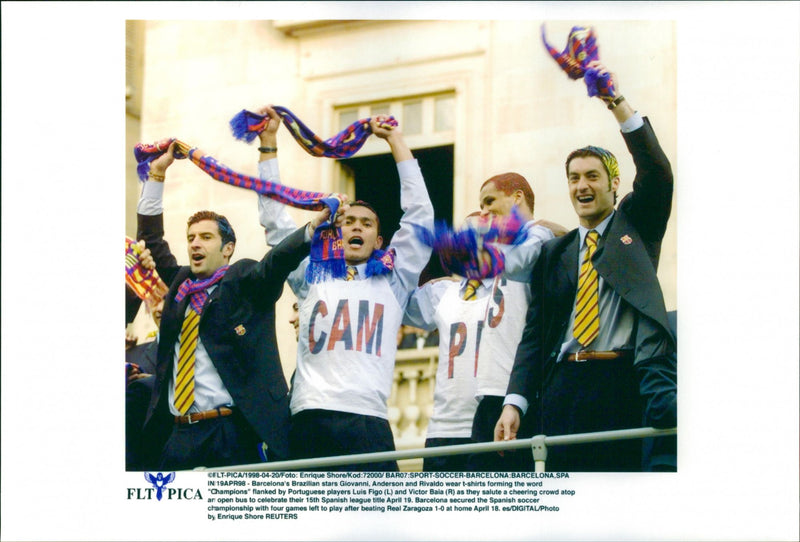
left=340, top=205, right=382, bottom=265
left=479, top=182, right=519, bottom=218
left=567, top=156, right=619, bottom=228
left=186, top=219, right=233, bottom=278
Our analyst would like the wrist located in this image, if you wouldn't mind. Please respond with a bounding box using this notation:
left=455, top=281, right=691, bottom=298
left=148, top=170, right=165, bottom=182
left=607, top=95, right=626, bottom=110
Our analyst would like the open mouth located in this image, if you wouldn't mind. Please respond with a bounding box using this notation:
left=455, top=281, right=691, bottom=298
left=348, top=237, right=364, bottom=248
left=576, top=194, right=594, bottom=204
left=191, top=253, right=205, bottom=263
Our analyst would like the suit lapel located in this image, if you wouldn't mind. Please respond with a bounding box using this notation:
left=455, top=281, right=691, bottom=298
left=558, top=232, right=580, bottom=292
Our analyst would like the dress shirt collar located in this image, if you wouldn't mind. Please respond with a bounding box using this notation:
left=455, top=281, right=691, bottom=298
left=578, top=210, right=615, bottom=248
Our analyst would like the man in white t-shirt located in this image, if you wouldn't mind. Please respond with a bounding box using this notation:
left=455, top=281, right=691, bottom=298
left=465, top=173, right=565, bottom=471
left=403, top=214, right=485, bottom=471
left=257, top=107, right=434, bottom=471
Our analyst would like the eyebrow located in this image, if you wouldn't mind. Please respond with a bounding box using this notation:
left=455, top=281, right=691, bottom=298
left=345, top=215, right=375, bottom=223
left=569, top=169, right=602, bottom=177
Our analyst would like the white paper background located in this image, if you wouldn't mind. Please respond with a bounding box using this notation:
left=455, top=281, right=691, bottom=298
left=1, top=2, right=798, bottom=541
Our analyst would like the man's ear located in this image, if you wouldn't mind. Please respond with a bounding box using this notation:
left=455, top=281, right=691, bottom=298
left=611, top=176, right=620, bottom=193
left=222, top=242, right=235, bottom=259
left=374, top=235, right=384, bottom=250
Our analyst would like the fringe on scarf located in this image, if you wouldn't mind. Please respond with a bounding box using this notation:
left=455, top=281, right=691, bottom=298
left=229, top=106, right=397, bottom=158
left=540, top=24, right=616, bottom=100
left=125, top=237, right=169, bottom=311
left=414, top=207, right=529, bottom=280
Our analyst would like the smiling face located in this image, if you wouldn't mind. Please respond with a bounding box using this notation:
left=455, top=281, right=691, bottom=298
left=479, top=182, right=521, bottom=218
left=340, top=204, right=383, bottom=265
left=186, top=219, right=234, bottom=278
left=567, top=155, right=619, bottom=228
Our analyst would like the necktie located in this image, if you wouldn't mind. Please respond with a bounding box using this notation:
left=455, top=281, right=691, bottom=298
left=346, top=265, right=358, bottom=281
left=463, top=279, right=481, bottom=300
left=573, top=230, right=600, bottom=347
left=174, top=308, right=200, bottom=415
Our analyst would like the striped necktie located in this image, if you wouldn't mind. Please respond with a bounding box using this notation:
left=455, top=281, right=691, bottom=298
left=463, top=279, right=481, bottom=300
left=346, top=265, right=358, bottom=281
left=174, top=307, right=200, bottom=415
left=573, top=230, right=600, bottom=347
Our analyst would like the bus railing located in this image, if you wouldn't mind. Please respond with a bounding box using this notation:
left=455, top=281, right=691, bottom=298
left=194, top=426, right=677, bottom=472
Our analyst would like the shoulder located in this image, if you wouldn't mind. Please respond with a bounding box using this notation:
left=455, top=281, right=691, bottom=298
left=543, top=228, right=578, bottom=252
left=221, top=259, right=258, bottom=278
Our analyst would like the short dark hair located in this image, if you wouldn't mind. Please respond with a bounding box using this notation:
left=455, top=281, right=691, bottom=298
left=349, top=200, right=381, bottom=236
left=565, top=146, right=619, bottom=204
left=187, top=210, right=237, bottom=247
left=480, top=172, right=535, bottom=214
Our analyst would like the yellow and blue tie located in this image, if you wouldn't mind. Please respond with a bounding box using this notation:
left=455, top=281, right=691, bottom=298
left=174, top=308, right=200, bottom=415
left=346, top=265, right=358, bottom=281
left=463, top=279, right=481, bottom=301
left=573, top=230, right=600, bottom=347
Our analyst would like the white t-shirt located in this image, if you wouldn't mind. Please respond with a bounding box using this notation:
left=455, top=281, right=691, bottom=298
left=290, top=276, right=403, bottom=419
left=475, top=277, right=530, bottom=399
left=426, top=283, right=483, bottom=438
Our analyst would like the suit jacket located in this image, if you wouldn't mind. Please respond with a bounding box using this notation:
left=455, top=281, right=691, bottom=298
left=507, top=117, right=677, bottom=470
left=140, top=213, right=310, bottom=461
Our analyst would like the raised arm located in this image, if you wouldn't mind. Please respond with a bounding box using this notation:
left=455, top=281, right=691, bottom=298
left=370, top=116, right=435, bottom=300
left=255, top=105, right=298, bottom=247
left=136, top=140, right=181, bottom=285
left=587, top=61, right=673, bottom=245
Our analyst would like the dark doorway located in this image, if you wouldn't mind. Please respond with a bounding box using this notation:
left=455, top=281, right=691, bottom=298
left=340, top=144, right=454, bottom=284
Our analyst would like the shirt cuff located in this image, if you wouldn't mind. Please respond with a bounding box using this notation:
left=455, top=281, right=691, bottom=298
left=503, top=393, right=529, bottom=415
left=619, top=111, right=644, bottom=133
left=137, top=180, right=164, bottom=215
left=258, top=157, right=279, bottom=178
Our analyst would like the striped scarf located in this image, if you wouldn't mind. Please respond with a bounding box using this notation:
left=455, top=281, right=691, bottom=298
left=540, top=24, right=616, bottom=100
left=174, top=265, right=229, bottom=314
left=133, top=105, right=398, bottom=282
left=228, top=106, right=397, bottom=158
left=414, top=207, right=528, bottom=280
left=125, top=236, right=169, bottom=310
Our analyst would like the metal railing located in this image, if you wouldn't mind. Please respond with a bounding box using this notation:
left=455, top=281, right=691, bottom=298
left=194, top=426, right=676, bottom=472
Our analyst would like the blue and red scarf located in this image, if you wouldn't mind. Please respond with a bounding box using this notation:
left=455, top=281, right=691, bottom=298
left=134, top=108, right=398, bottom=283
left=125, top=236, right=169, bottom=311
left=228, top=106, right=397, bottom=158
left=414, top=207, right=528, bottom=280
left=541, top=24, right=616, bottom=101
left=174, top=265, right=229, bottom=314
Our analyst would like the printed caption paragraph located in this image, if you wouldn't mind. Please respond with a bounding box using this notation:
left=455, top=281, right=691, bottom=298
left=205, top=471, right=575, bottom=520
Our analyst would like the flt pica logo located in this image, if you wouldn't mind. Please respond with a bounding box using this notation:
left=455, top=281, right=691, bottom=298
left=127, top=472, right=203, bottom=501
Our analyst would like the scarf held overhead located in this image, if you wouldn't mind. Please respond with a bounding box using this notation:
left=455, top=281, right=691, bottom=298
left=228, top=106, right=398, bottom=158
left=540, top=24, right=616, bottom=100
left=134, top=122, right=395, bottom=281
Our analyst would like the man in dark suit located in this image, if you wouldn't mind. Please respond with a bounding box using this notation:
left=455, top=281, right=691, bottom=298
left=138, top=141, right=331, bottom=471
left=495, top=61, right=677, bottom=471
